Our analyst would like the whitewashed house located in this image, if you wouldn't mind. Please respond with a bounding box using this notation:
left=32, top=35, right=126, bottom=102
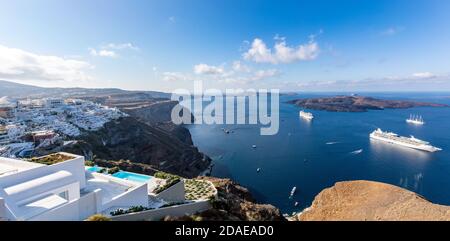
left=0, top=153, right=148, bottom=221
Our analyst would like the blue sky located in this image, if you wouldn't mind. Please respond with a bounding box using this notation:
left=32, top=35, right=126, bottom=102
left=0, top=0, right=449, bottom=92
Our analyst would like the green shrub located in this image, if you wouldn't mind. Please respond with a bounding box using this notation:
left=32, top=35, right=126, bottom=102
left=110, top=209, right=126, bottom=216
left=154, top=171, right=180, bottom=180
left=110, top=206, right=152, bottom=216
left=160, top=201, right=187, bottom=208
left=208, top=197, right=223, bottom=209
left=85, top=214, right=112, bottom=221
left=85, top=161, right=95, bottom=167
left=108, top=167, right=120, bottom=174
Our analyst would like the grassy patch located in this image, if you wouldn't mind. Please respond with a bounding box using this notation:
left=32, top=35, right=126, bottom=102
left=28, top=153, right=73, bottom=165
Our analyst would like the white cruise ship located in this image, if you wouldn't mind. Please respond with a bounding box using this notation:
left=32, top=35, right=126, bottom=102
left=406, top=114, right=425, bottom=125
left=370, top=128, right=441, bottom=152
left=299, top=111, right=314, bottom=120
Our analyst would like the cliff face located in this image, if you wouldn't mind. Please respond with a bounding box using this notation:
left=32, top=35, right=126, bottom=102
left=165, top=177, right=286, bottom=221
left=294, top=180, right=450, bottom=221
left=122, top=100, right=195, bottom=145
left=62, top=117, right=210, bottom=178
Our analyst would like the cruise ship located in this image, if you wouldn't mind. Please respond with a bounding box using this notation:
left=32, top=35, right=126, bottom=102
left=370, top=128, right=441, bottom=152
left=406, top=114, right=425, bottom=125
left=299, top=111, right=314, bottom=120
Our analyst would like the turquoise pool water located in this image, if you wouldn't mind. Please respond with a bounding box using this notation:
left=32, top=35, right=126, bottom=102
left=112, top=171, right=152, bottom=183
left=86, top=166, right=103, bottom=172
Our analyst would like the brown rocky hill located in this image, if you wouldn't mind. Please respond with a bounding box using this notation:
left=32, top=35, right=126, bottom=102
left=293, top=180, right=450, bottom=221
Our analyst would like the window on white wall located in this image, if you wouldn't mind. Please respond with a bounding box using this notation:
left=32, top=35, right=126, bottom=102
left=58, top=191, right=69, bottom=200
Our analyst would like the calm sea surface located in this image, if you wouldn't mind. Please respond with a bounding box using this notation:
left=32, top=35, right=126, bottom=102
left=186, top=93, right=450, bottom=214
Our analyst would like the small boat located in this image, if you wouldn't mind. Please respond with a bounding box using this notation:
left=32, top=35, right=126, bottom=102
left=406, top=114, right=425, bottom=125
left=294, top=202, right=299, bottom=207
left=299, top=111, right=314, bottom=120
left=256, top=168, right=261, bottom=173
left=252, top=145, right=257, bottom=149
left=290, top=186, right=297, bottom=197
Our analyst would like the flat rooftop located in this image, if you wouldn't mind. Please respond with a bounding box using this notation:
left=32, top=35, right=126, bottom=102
left=0, top=157, right=44, bottom=177
left=83, top=178, right=130, bottom=203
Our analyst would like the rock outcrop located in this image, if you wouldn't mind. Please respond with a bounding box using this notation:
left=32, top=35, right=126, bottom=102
left=294, top=180, right=450, bottom=221
left=165, top=177, right=286, bottom=221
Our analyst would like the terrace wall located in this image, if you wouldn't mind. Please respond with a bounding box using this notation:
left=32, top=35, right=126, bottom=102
left=111, top=200, right=211, bottom=221
left=102, top=184, right=148, bottom=211
left=155, top=180, right=185, bottom=202
left=30, top=199, right=80, bottom=221
left=77, top=189, right=101, bottom=220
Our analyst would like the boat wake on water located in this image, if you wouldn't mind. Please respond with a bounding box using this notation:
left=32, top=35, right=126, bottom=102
left=326, top=141, right=340, bottom=145
left=350, top=149, right=363, bottom=155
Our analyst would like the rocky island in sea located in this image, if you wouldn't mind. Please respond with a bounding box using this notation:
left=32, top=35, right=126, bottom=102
left=288, top=95, right=448, bottom=112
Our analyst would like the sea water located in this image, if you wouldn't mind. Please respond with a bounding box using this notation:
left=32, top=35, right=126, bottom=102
left=187, top=92, right=450, bottom=214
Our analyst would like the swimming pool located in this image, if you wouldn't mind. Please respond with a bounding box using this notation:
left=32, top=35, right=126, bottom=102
left=86, top=166, right=104, bottom=173
left=112, top=171, right=152, bottom=183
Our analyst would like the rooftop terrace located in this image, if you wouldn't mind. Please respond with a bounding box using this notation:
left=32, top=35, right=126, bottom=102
left=27, top=153, right=75, bottom=165
left=0, top=157, right=44, bottom=177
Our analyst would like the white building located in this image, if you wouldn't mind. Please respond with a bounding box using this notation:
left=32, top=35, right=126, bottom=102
left=44, top=98, right=64, bottom=108
left=0, top=153, right=148, bottom=221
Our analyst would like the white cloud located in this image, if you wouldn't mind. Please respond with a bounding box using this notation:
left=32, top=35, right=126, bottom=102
left=380, top=27, right=404, bottom=36
left=217, top=67, right=279, bottom=84
left=194, top=64, right=225, bottom=75
left=252, top=69, right=279, bottom=81
left=90, top=42, right=139, bottom=58
left=0, top=44, right=92, bottom=82
left=232, top=61, right=251, bottom=72
left=164, top=61, right=279, bottom=86
left=89, top=48, right=117, bottom=58
left=295, top=72, right=449, bottom=91
left=162, top=72, right=189, bottom=82
left=243, top=36, right=320, bottom=64
left=102, top=43, right=139, bottom=51
left=412, top=72, right=436, bottom=79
